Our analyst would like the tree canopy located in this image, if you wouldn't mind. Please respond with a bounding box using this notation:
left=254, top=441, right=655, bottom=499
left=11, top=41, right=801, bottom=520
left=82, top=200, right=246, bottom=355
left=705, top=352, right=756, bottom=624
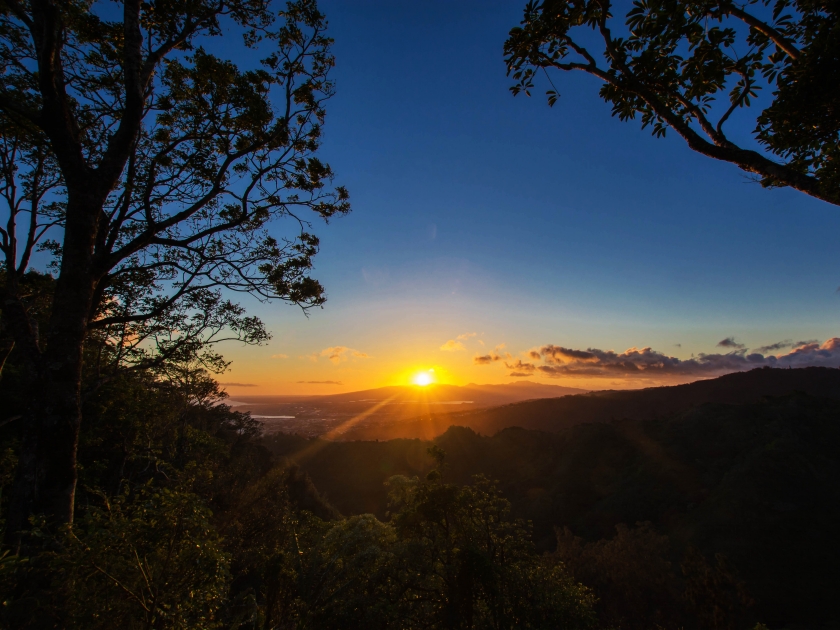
left=505, top=0, right=840, bottom=206
left=0, top=0, right=348, bottom=537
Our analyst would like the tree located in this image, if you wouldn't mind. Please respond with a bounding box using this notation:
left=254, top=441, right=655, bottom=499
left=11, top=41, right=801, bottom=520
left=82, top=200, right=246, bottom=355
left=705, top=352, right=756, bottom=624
left=385, top=451, right=595, bottom=630
left=555, top=522, right=683, bottom=629
left=4, top=484, right=236, bottom=629
left=504, top=0, right=840, bottom=206
left=0, top=0, right=349, bottom=540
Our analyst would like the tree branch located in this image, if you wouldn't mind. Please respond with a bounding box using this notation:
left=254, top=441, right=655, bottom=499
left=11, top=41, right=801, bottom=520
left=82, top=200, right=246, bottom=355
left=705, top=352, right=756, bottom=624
left=724, top=4, right=801, bottom=61
left=587, top=15, right=830, bottom=203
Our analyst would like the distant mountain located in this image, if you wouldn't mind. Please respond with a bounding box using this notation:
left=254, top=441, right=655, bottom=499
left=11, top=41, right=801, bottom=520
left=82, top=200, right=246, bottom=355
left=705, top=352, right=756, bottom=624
left=231, top=380, right=588, bottom=406
left=338, top=367, right=840, bottom=440
left=226, top=381, right=590, bottom=437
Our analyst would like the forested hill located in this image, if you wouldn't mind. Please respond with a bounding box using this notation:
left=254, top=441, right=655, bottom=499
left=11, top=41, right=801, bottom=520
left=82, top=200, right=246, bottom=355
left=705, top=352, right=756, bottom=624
left=264, top=391, right=840, bottom=628
left=339, top=367, right=840, bottom=440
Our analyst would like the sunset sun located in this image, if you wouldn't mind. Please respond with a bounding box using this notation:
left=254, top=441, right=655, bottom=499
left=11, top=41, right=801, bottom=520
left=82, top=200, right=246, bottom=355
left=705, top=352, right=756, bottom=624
left=412, top=370, right=434, bottom=386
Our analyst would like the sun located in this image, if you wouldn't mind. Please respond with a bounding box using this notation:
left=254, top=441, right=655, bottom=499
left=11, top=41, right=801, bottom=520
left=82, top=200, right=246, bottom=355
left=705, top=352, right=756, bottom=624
left=412, top=370, right=434, bottom=387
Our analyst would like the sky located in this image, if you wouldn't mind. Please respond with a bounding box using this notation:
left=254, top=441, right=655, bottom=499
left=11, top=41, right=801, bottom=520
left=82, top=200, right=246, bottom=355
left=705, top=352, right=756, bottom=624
left=218, top=0, right=840, bottom=394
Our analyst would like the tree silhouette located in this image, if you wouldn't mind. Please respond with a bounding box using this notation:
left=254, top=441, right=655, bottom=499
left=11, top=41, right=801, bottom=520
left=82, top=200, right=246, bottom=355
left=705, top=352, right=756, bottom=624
left=505, top=0, right=840, bottom=206
left=0, top=0, right=348, bottom=540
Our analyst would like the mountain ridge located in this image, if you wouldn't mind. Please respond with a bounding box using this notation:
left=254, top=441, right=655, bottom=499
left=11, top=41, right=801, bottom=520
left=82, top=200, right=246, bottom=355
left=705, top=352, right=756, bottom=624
left=337, top=366, right=840, bottom=440
left=228, top=380, right=588, bottom=405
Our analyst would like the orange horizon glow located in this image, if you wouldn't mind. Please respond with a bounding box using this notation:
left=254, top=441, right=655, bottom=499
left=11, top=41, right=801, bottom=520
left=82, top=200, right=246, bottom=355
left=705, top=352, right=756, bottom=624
left=217, top=338, right=730, bottom=396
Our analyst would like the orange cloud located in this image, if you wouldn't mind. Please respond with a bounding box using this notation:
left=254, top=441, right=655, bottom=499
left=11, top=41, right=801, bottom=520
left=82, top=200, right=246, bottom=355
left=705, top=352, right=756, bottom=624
left=505, top=359, right=536, bottom=375
left=297, top=380, right=343, bottom=385
left=441, top=332, right=479, bottom=351
left=440, top=339, right=466, bottom=351
left=312, top=346, right=371, bottom=364
left=473, top=350, right=512, bottom=365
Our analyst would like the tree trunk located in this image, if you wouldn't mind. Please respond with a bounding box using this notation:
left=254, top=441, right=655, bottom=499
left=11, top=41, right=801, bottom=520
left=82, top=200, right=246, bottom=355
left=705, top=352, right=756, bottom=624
left=4, top=192, right=102, bottom=546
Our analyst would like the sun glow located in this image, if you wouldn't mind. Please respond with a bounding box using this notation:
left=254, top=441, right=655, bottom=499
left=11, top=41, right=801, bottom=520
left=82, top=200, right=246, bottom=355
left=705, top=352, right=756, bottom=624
left=412, top=370, right=434, bottom=387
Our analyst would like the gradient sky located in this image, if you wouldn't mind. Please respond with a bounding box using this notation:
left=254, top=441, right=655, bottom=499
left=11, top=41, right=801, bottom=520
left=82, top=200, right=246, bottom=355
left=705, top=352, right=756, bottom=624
left=218, top=0, right=840, bottom=394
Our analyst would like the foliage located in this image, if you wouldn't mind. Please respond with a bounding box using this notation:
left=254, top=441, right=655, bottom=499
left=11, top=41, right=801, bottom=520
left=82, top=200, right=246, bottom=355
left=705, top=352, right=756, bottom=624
left=1, top=488, right=229, bottom=629
left=555, top=522, right=684, bottom=629
left=505, top=0, right=840, bottom=205
left=555, top=522, right=755, bottom=629
left=0, top=0, right=350, bottom=377
left=65, top=488, right=230, bottom=630
left=681, top=546, right=754, bottom=630
left=385, top=457, right=595, bottom=629
left=0, top=0, right=351, bottom=533
left=0, top=364, right=595, bottom=629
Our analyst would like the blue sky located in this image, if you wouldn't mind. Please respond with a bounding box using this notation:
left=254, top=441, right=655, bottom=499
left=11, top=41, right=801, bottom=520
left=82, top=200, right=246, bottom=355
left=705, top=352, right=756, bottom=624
left=222, top=0, right=840, bottom=393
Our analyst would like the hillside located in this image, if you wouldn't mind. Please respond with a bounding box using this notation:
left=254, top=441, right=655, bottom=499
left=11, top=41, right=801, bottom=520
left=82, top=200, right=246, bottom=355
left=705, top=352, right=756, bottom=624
left=338, top=366, right=840, bottom=440
left=263, top=373, right=840, bottom=628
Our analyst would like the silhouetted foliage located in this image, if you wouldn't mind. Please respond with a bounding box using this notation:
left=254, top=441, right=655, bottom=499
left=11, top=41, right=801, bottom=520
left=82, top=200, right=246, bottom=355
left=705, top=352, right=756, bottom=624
left=555, top=522, right=684, bottom=629
left=385, top=454, right=595, bottom=629
left=555, top=522, right=754, bottom=630
left=681, top=547, right=754, bottom=630
left=505, top=0, right=840, bottom=205
left=0, top=0, right=349, bottom=537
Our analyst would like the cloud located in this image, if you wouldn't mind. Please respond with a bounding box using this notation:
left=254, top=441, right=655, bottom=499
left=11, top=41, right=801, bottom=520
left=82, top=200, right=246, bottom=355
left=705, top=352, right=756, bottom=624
left=509, top=372, right=532, bottom=377
left=754, top=339, right=819, bottom=354
left=474, top=337, right=840, bottom=380
left=441, top=332, right=479, bottom=351
left=440, top=339, right=466, bottom=352
left=555, top=338, right=840, bottom=378
left=717, top=337, right=746, bottom=349
left=528, top=350, right=541, bottom=360
left=271, top=353, right=288, bottom=359
left=473, top=350, right=512, bottom=365
left=505, top=359, right=536, bottom=373
left=755, top=340, right=792, bottom=353
left=219, top=382, right=257, bottom=387
left=312, top=346, right=370, bottom=364
left=297, top=380, right=343, bottom=385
